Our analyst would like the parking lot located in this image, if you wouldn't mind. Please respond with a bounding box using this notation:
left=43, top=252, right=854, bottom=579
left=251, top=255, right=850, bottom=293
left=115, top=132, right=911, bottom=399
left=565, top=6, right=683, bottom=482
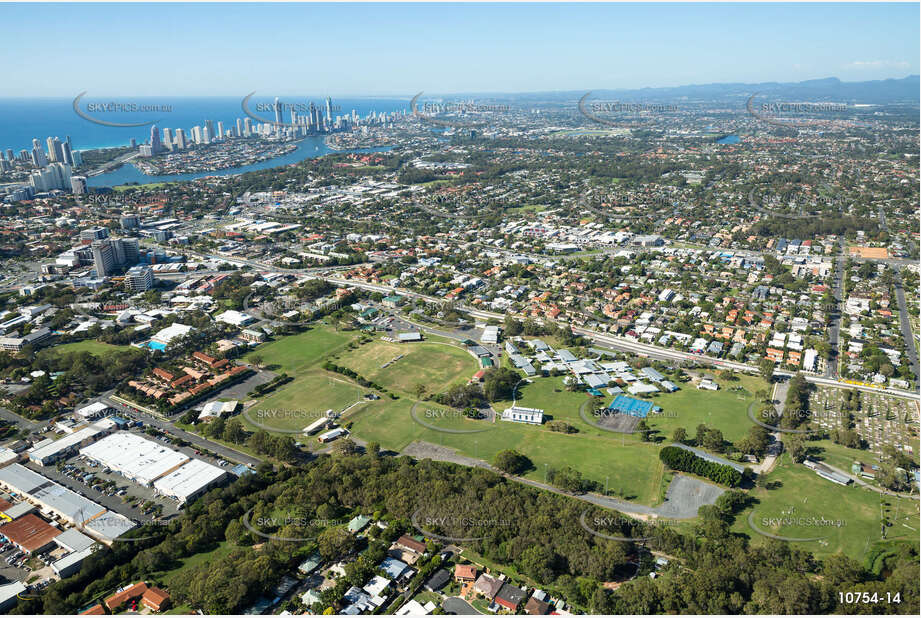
left=0, top=537, right=30, bottom=582
left=18, top=424, right=240, bottom=530
left=23, top=455, right=178, bottom=526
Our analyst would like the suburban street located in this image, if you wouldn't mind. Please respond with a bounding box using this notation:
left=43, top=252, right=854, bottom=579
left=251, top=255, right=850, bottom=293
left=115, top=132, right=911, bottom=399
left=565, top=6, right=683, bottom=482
left=318, top=275, right=920, bottom=401
left=825, top=236, right=846, bottom=378
left=892, top=273, right=920, bottom=378
left=878, top=206, right=919, bottom=378
left=100, top=395, right=263, bottom=467
left=135, top=236, right=921, bottom=402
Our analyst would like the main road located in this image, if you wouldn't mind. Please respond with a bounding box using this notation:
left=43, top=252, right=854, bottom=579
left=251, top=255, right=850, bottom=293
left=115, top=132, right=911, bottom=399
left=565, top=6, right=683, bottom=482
left=878, top=206, right=919, bottom=379
left=825, top=236, right=846, bottom=378
left=99, top=394, right=263, bottom=467
left=148, top=240, right=919, bottom=401
left=316, top=276, right=920, bottom=401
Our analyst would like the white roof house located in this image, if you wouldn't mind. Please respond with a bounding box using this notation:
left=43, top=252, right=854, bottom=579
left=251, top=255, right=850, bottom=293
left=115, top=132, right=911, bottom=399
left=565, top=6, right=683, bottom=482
left=501, top=406, right=544, bottom=425
left=802, top=349, right=818, bottom=372
left=151, top=323, right=195, bottom=346
left=481, top=325, right=500, bottom=344
left=76, top=401, right=111, bottom=419
left=215, top=310, right=254, bottom=327
left=198, top=400, right=239, bottom=421
left=396, top=600, right=436, bottom=616
left=628, top=382, right=659, bottom=395
left=698, top=378, right=719, bottom=391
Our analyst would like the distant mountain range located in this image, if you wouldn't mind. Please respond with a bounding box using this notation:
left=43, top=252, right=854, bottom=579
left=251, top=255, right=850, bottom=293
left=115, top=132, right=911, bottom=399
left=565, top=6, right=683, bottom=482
left=461, top=76, right=920, bottom=105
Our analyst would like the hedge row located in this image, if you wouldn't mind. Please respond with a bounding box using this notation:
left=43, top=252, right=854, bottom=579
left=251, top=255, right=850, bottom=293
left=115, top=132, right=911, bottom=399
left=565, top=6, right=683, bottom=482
left=659, top=445, right=742, bottom=487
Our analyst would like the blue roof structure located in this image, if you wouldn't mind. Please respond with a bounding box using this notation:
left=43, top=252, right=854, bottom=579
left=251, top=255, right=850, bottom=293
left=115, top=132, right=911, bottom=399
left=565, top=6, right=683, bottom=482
left=607, top=395, right=656, bottom=418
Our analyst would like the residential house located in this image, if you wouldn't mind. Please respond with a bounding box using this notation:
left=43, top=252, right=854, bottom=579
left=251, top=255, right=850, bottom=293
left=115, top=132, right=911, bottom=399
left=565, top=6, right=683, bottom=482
left=455, top=564, right=477, bottom=583
left=474, top=573, right=503, bottom=600
left=495, top=583, right=527, bottom=612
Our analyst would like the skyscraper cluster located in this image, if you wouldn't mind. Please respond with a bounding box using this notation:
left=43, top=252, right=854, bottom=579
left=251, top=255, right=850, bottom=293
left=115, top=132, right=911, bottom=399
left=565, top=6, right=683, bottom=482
left=140, top=96, right=395, bottom=154
left=89, top=235, right=140, bottom=277
left=1, top=134, right=85, bottom=198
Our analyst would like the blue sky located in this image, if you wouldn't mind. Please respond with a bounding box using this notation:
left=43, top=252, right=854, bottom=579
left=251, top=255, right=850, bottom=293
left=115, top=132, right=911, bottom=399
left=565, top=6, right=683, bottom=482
left=1, top=2, right=917, bottom=96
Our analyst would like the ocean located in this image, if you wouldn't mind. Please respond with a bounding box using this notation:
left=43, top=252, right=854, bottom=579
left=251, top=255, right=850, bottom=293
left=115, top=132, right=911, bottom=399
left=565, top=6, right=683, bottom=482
left=0, top=96, right=408, bottom=187
left=0, top=96, right=410, bottom=152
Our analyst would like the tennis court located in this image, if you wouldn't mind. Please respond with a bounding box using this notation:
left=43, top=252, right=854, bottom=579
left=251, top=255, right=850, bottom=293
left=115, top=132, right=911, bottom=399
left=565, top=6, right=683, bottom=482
left=607, top=395, right=657, bottom=418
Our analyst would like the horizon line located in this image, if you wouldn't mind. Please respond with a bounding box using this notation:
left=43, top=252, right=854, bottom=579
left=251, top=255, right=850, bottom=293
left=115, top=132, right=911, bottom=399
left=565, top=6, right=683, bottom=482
left=1, top=74, right=919, bottom=100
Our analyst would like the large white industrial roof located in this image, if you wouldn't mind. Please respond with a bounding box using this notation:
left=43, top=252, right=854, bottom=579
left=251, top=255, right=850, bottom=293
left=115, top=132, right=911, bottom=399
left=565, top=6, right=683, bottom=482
left=153, top=458, right=226, bottom=502
left=84, top=510, right=137, bottom=541
left=0, top=463, right=45, bottom=493
left=33, top=480, right=108, bottom=524
left=0, top=464, right=107, bottom=525
left=80, top=433, right=189, bottom=485
left=29, top=426, right=103, bottom=463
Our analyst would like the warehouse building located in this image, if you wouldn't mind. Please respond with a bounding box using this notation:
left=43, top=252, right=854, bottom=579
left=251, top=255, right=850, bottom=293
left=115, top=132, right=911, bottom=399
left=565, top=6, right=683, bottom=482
left=52, top=546, right=97, bottom=578
left=80, top=432, right=227, bottom=505
left=0, top=513, right=61, bottom=553
left=51, top=529, right=99, bottom=577
left=29, top=425, right=107, bottom=466
left=0, top=464, right=136, bottom=543
left=153, top=458, right=228, bottom=504
left=80, top=433, right=190, bottom=486
left=54, top=527, right=97, bottom=553
left=0, top=581, right=26, bottom=613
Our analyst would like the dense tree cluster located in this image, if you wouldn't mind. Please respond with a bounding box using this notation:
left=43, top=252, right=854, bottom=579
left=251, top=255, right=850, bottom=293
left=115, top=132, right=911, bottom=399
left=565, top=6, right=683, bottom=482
left=9, top=452, right=918, bottom=615
left=1, top=348, right=147, bottom=418
left=659, top=446, right=744, bottom=487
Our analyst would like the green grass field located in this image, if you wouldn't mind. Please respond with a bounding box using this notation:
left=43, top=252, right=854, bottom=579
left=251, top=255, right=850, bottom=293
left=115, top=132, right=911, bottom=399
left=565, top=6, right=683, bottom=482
left=238, top=325, right=365, bottom=436
left=491, top=371, right=761, bottom=446
left=642, top=374, right=763, bottom=444
left=239, top=329, right=756, bottom=508
left=810, top=439, right=878, bottom=472
left=114, top=181, right=176, bottom=191
left=244, top=324, right=355, bottom=373
left=334, top=338, right=478, bottom=396
left=347, top=391, right=665, bottom=504
left=244, top=371, right=368, bottom=434
left=732, top=452, right=920, bottom=560
left=506, top=204, right=548, bottom=214
left=45, top=340, right=133, bottom=356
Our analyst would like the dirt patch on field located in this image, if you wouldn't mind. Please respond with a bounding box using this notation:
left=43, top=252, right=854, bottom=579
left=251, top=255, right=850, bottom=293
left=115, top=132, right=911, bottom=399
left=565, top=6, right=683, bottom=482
left=596, top=412, right=640, bottom=432
left=403, top=441, right=493, bottom=469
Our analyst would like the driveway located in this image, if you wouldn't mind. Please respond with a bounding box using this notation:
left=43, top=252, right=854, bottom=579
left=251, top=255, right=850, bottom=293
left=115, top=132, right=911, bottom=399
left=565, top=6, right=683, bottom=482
left=443, top=597, right=480, bottom=615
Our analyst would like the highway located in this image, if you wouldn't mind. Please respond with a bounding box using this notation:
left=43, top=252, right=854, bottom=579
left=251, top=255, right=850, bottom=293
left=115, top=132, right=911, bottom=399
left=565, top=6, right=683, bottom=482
left=892, top=274, right=919, bottom=379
